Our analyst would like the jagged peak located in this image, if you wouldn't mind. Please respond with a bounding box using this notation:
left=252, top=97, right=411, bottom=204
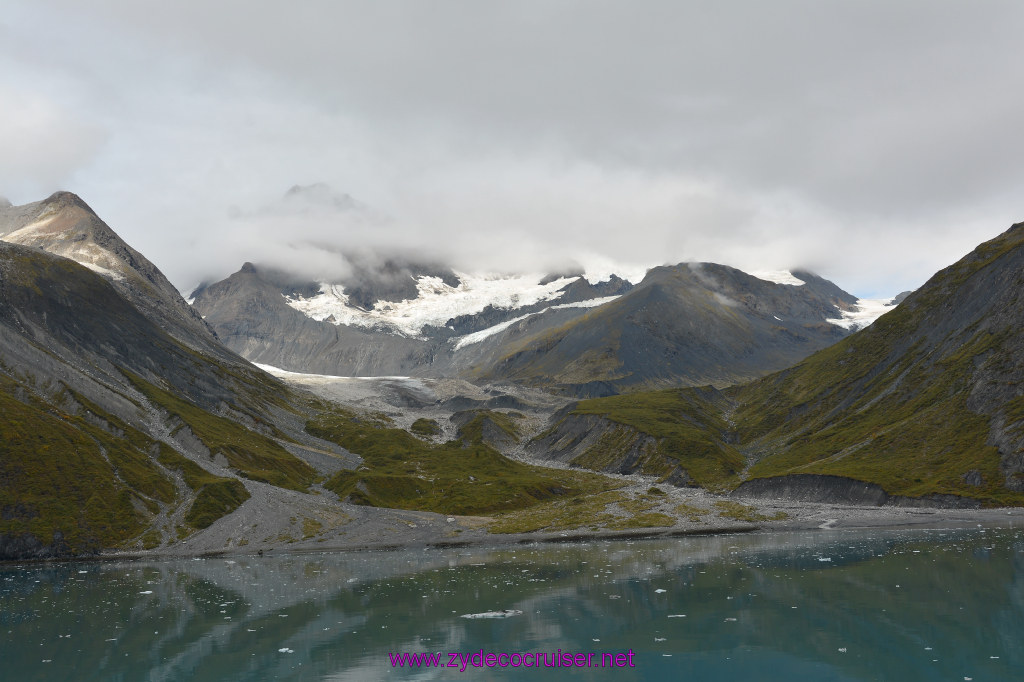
left=41, top=190, right=97, bottom=215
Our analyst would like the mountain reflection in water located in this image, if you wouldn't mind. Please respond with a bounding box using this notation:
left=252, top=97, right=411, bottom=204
left=1, top=527, right=1022, bottom=680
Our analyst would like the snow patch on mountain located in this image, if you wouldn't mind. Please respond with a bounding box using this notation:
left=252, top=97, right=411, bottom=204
left=3, top=216, right=126, bottom=281
left=453, top=295, right=622, bottom=350
left=827, top=298, right=896, bottom=331
left=283, top=273, right=578, bottom=336
left=254, top=363, right=411, bottom=382
left=748, top=270, right=806, bottom=286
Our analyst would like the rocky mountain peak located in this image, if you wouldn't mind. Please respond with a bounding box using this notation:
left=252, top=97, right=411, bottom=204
left=0, top=192, right=227, bottom=357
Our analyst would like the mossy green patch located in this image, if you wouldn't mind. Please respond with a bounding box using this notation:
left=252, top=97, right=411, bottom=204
left=570, top=388, right=744, bottom=490
left=301, top=517, right=323, bottom=539
left=157, top=447, right=251, bottom=529
left=489, top=491, right=626, bottom=533
left=675, top=502, right=707, bottom=521
left=187, top=480, right=248, bottom=529
left=309, top=409, right=616, bottom=516
left=457, top=410, right=520, bottom=446
left=0, top=385, right=149, bottom=553
left=410, top=418, right=441, bottom=438
left=713, top=500, right=787, bottom=522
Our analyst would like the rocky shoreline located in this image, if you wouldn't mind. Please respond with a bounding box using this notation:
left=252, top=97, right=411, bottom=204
left=9, top=484, right=1019, bottom=565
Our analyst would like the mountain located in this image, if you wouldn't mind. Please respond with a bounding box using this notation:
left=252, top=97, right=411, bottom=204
left=0, top=193, right=617, bottom=558
left=190, top=261, right=636, bottom=380
left=0, top=192, right=223, bottom=357
left=529, top=221, right=1024, bottom=505
left=470, top=263, right=862, bottom=394
left=0, top=194, right=335, bottom=558
left=192, top=258, right=875, bottom=395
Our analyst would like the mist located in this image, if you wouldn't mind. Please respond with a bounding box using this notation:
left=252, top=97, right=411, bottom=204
left=5, top=1, right=1024, bottom=298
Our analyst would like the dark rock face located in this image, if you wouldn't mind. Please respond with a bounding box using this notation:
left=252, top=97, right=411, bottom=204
left=190, top=262, right=441, bottom=376
left=0, top=241, right=257, bottom=410
left=476, top=262, right=857, bottom=392
left=733, top=475, right=890, bottom=506
left=734, top=475, right=982, bottom=508
left=339, top=258, right=460, bottom=310
left=0, top=531, right=75, bottom=561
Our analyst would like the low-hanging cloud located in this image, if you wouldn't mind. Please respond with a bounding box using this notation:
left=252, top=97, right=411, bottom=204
left=5, top=1, right=1024, bottom=298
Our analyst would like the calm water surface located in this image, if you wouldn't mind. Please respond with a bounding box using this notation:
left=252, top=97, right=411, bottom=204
left=2, top=527, right=1023, bottom=681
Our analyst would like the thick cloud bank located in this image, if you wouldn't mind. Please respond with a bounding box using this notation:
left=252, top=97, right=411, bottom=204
left=4, top=1, right=1024, bottom=297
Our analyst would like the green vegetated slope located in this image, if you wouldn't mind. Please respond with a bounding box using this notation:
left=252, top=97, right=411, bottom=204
left=124, top=372, right=315, bottom=491
left=0, top=382, right=165, bottom=554
left=733, top=222, right=1024, bottom=504
left=308, top=408, right=616, bottom=516
left=568, top=388, right=743, bottom=490
left=536, top=223, right=1024, bottom=506
left=0, top=378, right=251, bottom=555
left=0, top=238, right=316, bottom=557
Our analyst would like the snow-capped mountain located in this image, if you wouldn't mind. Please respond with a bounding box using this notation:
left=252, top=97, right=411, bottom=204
left=191, top=257, right=888, bottom=395
left=283, top=273, right=585, bottom=336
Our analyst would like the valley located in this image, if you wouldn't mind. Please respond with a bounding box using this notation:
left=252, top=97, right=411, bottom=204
left=1, top=192, right=1022, bottom=562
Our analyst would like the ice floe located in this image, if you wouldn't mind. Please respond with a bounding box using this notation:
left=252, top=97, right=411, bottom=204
left=460, top=610, right=523, bottom=619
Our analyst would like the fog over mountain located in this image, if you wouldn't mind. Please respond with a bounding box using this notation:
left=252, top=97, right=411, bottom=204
left=5, top=1, right=1024, bottom=296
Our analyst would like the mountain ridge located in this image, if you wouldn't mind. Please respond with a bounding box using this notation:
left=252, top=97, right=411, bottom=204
left=527, top=221, right=1024, bottom=505
left=193, top=257, right=874, bottom=394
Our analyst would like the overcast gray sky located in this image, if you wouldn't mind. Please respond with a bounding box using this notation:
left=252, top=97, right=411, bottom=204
left=3, top=1, right=1024, bottom=297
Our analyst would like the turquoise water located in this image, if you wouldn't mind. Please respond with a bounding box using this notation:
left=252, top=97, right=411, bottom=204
left=1, top=527, right=1022, bottom=680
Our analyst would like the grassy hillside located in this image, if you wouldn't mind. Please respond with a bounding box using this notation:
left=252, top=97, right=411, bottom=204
left=0, top=378, right=255, bottom=555
left=534, top=223, right=1024, bottom=506
left=569, top=388, right=744, bottom=490
left=308, top=408, right=616, bottom=516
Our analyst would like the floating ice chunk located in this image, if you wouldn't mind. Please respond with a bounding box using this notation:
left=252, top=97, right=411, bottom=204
left=461, top=610, right=523, bottom=619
